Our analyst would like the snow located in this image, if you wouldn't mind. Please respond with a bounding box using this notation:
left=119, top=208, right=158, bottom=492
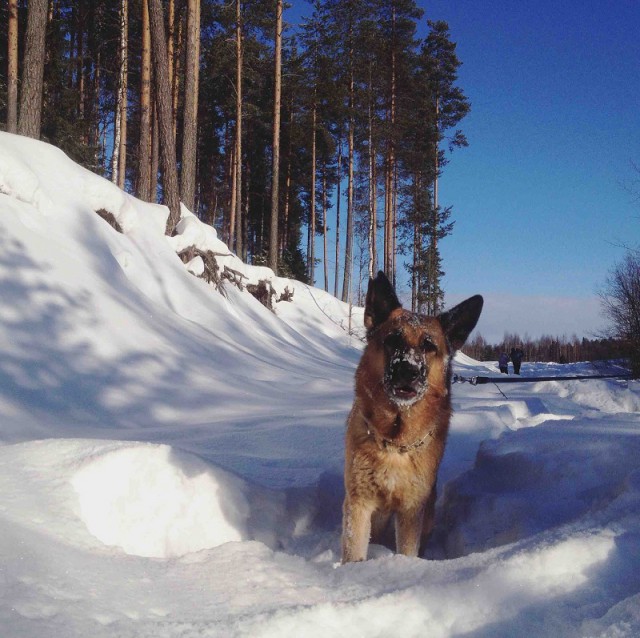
left=0, top=130, right=639, bottom=637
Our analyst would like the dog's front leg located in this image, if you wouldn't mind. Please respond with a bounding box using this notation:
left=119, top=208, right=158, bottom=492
left=395, top=506, right=425, bottom=557
left=341, top=498, right=374, bottom=563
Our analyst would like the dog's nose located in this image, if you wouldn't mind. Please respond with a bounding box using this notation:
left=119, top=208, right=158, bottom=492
left=391, top=360, right=421, bottom=384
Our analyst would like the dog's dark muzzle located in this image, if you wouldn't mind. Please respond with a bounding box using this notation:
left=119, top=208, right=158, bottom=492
left=386, top=358, right=426, bottom=402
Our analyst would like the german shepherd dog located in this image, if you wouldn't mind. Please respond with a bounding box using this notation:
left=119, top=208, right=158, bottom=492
left=342, top=272, right=483, bottom=563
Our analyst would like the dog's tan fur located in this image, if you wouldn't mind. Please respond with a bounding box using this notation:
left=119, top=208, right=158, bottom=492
left=342, top=273, right=482, bottom=563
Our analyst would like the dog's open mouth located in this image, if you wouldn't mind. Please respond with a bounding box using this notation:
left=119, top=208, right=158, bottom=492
left=392, top=384, right=419, bottom=400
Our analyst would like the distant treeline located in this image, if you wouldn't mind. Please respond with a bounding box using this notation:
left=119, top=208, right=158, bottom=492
left=462, top=332, right=629, bottom=364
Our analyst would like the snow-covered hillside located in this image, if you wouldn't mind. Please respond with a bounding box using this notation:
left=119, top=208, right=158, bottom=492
left=1, top=132, right=639, bottom=637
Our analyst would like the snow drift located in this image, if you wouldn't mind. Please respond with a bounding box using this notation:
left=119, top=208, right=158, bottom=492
left=1, top=131, right=640, bottom=637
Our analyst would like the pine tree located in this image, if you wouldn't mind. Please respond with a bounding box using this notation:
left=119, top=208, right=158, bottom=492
left=18, top=0, right=48, bottom=139
left=111, top=0, right=128, bottom=188
left=149, top=0, right=181, bottom=233
left=268, top=0, right=283, bottom=273
left=7, top=0, right=18, bottom=134
left=181, top=0, right=201, bottom=213
left=138, top=0, right=152, bottom=201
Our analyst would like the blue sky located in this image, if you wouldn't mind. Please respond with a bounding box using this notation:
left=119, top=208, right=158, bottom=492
left=421, top=0, right=640, bottom=340
left=293, top=1, right=640, bottom=341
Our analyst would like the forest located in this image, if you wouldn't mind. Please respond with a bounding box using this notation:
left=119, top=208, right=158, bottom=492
left=461, top=332, right=629, bottom=366
left=0, top=0, right=470, bottom=314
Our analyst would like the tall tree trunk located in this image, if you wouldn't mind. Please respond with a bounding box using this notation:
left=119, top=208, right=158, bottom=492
left=269, top=0, right=283, bottom=273
left=77, top=0, right=85, bottom=123
left=228, top=141, right=237, bottom=246
left=307, top=101, right=316, bottom=282
left=281, top=97, right=294, bottom=256
left=388, top=5, right=397, bottom=284
left=342, top=20, right=355, bottom=303
left=233, top=0, right=243, bottom=257
left=111, top=0, right=128, bottom=188
left=341, top=112, right=354, bottom=303
left=148, top=0, right=181, bottom=234
left=384, top=159, right=391, bottom=275
left=91, top=50, right=101, bottom=151
left=322, top=164, right=328, bottom=292
left=138, top=0, right=152, bottom=201
left=433, top=92, right=440, bottom=253
left=367, top=66, right=376, bottom=279
left=18, top=0, right=48, bottom=139
left=171, top=0, right=182, bottom=142
left=151, top=96, right=159, bottom=201
left=180, top=0, right=200, bottom=212
left=411, top=172, right=421, bottom=312
left=7, top=0, right=18, bottom=133
left=86, top=2, right=100, bottom=153
left=334, top=139, right=341, bottom=298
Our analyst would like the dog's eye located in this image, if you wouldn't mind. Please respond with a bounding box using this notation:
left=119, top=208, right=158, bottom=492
left=421, top=338, right=437, bottom=353
left=383, top=332, right=404, bottom=353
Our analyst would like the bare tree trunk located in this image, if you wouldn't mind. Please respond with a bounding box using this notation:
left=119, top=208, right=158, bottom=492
left=228, top=141, right=237, bottom=246
left=411, top=172, right=421, bottom=312
left=111, top=0, right=128, bottom=188
left=91, top=50, right=101, bottom=151
left=233, top=0, right=243, bottom=257
left=342, top=113, right=354, bottom=303
left=322, top=165, right=328, bottom=292
left=171, top=0, right=182, bottom=142
left=7, top=0, right=18, bottom=134
left=138, top=0, right=152, bottom=201
left=334, top=139, right=342, bottom=298
left=18, top=0, right=48, bottom=139
left=341, top=17, right=355, bottom=303
left=307, top=101, right=316, bottom=282
left=151, top=96, right=159, bottom=201
left=148, top=0, right=181, bottom=234
left=367, top=67, right=375, bottom=279
left=77, top=0, right=85, bottom=123
left=167, top=0, right=175, bottom=87
left=384, top=162, right=390, bottom=275
left=180, top=0, right=200, bottom=212
left=433, top=93, right=440, bottom=255
left=389, top=7, right=397, bottom=285
left=281, top=96, right=294, bottom=256
left=268, top=0, right=283, bottom=273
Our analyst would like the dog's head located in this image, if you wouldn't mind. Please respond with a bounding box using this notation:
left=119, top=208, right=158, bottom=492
left=362, top=271, right=483, bottom=407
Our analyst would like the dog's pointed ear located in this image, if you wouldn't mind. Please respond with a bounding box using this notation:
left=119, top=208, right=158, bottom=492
left=364, top=271, right=402, bottom=332
left=439, top=295, right=483, bottom=351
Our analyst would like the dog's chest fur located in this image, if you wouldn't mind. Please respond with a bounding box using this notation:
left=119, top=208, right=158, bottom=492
left=345, top=399, right=449, bottom=511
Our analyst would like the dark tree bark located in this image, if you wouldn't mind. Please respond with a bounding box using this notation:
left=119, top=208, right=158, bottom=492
left=268, top=0, right=283, bottom=273
left=7, top=0, right=19, bottom=133
left=111, top=0, right=128, bottom=188
left=233, top=0, right=243, bottom=256
left=137, top=0, right=152, bottom=201
left=18, top=0, right=48, bottom=139
left=180, top=0, right=201, bottom=212
left=148, top=0, right=181, bottom=234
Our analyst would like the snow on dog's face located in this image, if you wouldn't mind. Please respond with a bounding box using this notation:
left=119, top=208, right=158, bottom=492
left=362, top=272, right=483, bottom=408
left=382, top=319, right=438, bottom=407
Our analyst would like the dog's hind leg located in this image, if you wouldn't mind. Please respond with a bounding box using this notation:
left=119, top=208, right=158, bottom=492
left=342, top=499, right=374, bottom=563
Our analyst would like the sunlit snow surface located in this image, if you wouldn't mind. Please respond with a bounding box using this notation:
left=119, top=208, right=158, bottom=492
left=1, top=132, right=639, bottom=637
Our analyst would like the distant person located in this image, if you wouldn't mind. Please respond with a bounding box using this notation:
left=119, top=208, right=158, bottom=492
left=511, top=347, right=524, bottom=375
left=498, top=352, right=509, bottom=374
left=559, top=354, right=567, bottom=364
